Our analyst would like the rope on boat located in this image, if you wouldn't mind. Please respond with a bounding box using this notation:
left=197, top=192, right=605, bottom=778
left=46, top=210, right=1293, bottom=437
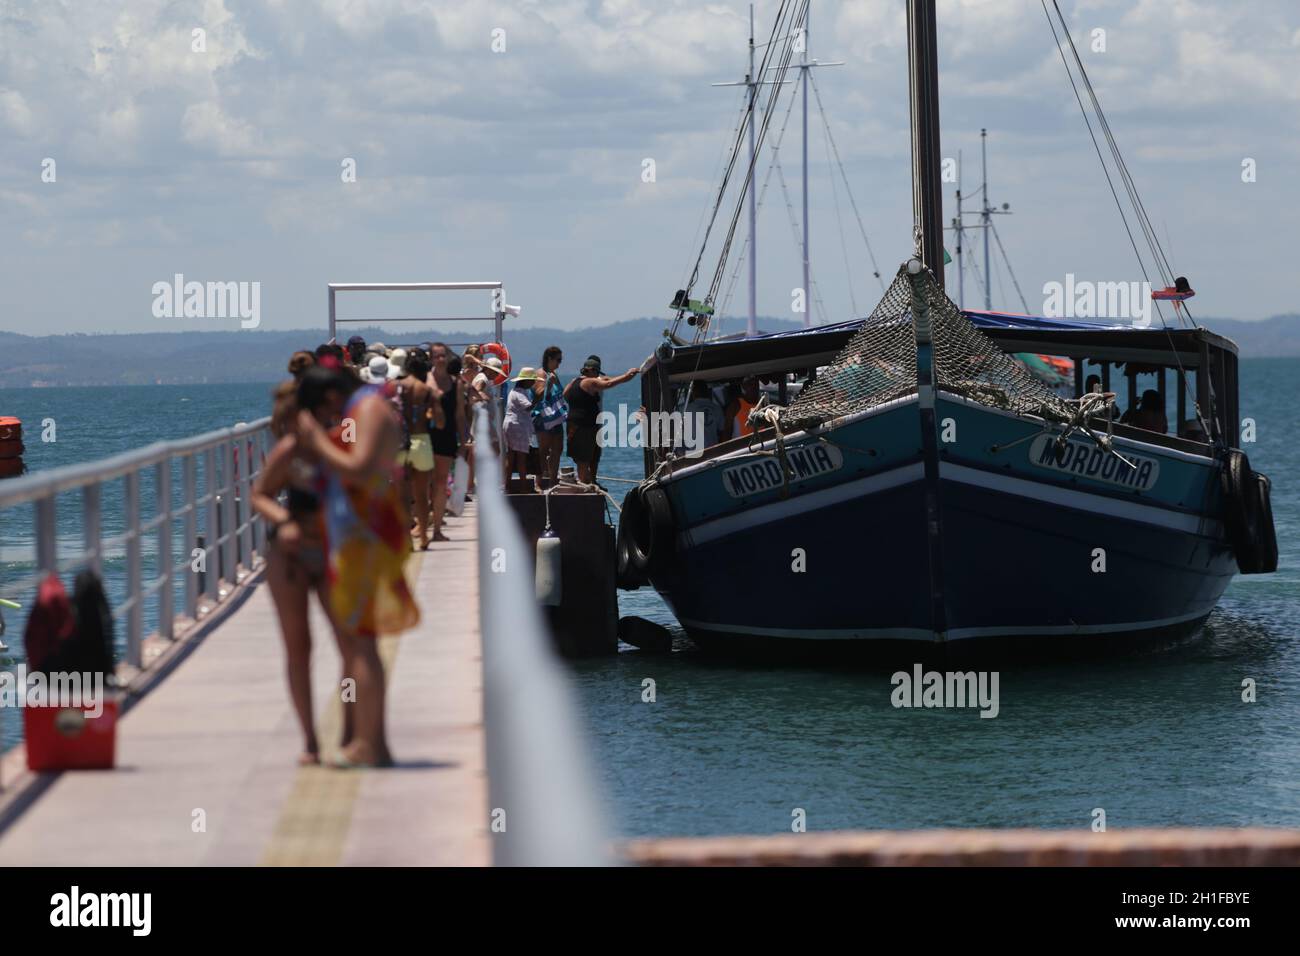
left=539, top=475, right=623, bottom=515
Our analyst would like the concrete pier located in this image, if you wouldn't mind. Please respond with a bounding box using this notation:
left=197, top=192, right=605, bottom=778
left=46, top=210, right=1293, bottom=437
left=0, top=506, right=488, bottom=866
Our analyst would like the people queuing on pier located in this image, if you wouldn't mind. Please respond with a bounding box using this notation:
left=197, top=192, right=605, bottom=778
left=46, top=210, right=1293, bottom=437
left=257, top=332, right=648, bottom=764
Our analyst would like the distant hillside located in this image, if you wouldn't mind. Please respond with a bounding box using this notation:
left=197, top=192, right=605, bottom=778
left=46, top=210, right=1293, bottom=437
left=0, top=313, right=1295, bottom=388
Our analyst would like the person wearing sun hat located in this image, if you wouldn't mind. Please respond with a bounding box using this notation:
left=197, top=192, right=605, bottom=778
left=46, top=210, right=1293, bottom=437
left=361, top=355, right=393, bottom=385
left=387, top=348, right=408, bottom=379
left=501, top=367, right=544, bottom=485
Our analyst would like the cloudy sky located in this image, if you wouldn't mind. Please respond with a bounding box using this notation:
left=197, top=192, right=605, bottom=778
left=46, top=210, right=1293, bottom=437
left=1, top=0, right=1297, bottom=339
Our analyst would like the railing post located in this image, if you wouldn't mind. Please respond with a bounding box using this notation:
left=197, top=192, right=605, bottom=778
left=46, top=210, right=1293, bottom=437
left=34, top=496, right=56, bottom=575
left=239, top=436, right=253, bottom=572
left=184, top=454, right=198, bottom=620
left=251, top=430, right=268, bottom=561
left=204, top=446, right=219, bottom=602
left=328, top=286, right=336, bottom=342
left=156, top=459, right=173, bottom=640
left=221, top=441, right=237, bottom=588
left=125, top=469, right=142, bottom=666
left=82, top=484, right=101, bottom=577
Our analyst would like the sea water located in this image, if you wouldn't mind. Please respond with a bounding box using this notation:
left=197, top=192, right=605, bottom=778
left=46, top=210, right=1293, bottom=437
left=2, top=365, right=1297, bottom=837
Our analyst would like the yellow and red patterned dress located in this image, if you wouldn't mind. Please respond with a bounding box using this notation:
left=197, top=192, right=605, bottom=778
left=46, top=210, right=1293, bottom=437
left=321, top=386, right=420, bottom=638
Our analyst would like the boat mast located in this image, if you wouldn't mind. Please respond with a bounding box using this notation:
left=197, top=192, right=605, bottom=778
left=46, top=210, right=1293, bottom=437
left=952, top=149, right=964, bottom=308
left=795, top=6, right=844, bottom=329
left=981, top=127, right=991, bottom=310
left=800, top=5, right=809, bottom=329
left=747, top=4, right=757, bottom=338
left=906, top=0, right=948, bottom=642
left=947, top=130, right=1013, bottom=311
left=907, top=0, right=944, bottom=285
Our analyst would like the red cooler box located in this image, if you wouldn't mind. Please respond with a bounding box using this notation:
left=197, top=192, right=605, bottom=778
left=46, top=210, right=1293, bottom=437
left=23, top=700, right=119, bottom=771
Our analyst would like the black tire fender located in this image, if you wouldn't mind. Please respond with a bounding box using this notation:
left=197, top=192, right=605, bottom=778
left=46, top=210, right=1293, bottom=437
left=1253, top=472, right=1279, bottom=574
left=641, top=486, right=676, bottom=574
left=1221, top=449, right=1262, bottom=572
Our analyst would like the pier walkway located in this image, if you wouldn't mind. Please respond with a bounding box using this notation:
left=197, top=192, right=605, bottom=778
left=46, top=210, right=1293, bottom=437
left=0, top=508, right=488, bottom=866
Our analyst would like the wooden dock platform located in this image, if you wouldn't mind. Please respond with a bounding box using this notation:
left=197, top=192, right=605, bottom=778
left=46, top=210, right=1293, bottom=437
left=0, top=505, right=488, bottom=867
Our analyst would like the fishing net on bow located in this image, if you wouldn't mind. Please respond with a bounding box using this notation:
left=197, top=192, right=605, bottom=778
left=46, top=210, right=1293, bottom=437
left=779, top=266, right=1075, bottom=432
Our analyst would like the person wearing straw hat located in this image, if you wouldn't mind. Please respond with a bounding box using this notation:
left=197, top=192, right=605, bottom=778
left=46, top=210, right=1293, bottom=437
left=501, top=366, right=544, bottom=485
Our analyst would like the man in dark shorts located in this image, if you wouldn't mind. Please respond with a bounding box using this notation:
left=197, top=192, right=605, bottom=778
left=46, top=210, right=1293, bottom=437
left=564, top=354, right=638, bottom=484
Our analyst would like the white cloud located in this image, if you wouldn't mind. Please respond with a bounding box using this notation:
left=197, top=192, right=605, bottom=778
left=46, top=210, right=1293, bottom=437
left=1, top=0, right=1299, bottom=330
left=0, top=89, right=34, bottom=136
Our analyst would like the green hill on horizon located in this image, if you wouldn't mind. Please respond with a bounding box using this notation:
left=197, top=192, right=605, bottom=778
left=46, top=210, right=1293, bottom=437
left=2, top=313, right=1298, bottom=388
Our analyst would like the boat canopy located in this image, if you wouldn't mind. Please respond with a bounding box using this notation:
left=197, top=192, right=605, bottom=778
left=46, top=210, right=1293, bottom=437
left=653, top=309, right=1237, bottom=384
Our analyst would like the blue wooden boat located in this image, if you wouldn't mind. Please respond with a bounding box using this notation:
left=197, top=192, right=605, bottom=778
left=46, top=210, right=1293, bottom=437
left=614, top=1, right=1277, bottom=654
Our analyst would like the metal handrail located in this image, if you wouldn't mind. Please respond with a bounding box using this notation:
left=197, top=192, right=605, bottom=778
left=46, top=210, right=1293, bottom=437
left=0, top=417, right=273, bottom=666
left=327, top=280, right=509, bottom=346
left=473, top=403, right=610, bottom=865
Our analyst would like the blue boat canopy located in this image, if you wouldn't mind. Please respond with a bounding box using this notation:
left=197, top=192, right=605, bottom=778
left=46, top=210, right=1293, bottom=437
left=695, top=309, right=1135, bottom=348
left=657, top=307, right=1236, bottom=384
left=962, top=309, right=1135, bottom=332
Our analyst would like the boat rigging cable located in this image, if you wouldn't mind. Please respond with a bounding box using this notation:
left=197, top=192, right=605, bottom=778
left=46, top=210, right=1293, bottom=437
left=678, top=87, right=750, bottom=300
left=1041, top=0, right=1210, bottom=438
left=705, top=0, right=810, bottom=316
left=1041, top=0, right=1178, bottom=320
left=808, top=70, right=886, bottom=296
left=989, top=219, right=1031, bottom=313
left=718, top=58, right=833, bottom=331
left=674, top=0, right=810, bottom=341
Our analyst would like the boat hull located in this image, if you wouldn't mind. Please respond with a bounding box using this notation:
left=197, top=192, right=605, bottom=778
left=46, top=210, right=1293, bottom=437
left=648, top=394, right=1234, bottom=651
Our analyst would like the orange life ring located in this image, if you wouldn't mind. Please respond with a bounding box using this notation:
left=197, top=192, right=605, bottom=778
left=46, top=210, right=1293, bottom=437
left=481, top=342, right=511, bottom=379
left=0, top=416, right=21, bottom=442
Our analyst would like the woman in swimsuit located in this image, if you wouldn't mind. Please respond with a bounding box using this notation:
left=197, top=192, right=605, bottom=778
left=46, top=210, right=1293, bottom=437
left=425, top=342, right=466, bottom=542
left=296, top=366, right=420, bottom=768
left=250, top=380, right=333, bottom=765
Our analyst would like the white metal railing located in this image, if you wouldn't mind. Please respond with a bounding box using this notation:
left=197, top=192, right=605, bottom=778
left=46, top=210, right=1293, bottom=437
left=472, top=404, right=611, bottom=865
left=327, top=281, right=509, bottom=345
left=0, top=418, right=273, bottom=667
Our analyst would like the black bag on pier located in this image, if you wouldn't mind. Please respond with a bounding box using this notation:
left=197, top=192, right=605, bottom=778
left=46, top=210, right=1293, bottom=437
left=39, top=570, right=116, bottom=682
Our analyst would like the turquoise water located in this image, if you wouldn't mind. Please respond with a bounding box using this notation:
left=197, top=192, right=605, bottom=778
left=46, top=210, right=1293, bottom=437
left=2, top=367, right=1298, bottom=838
left=579, top=362, right=1300, bottom=835
left=0, top=383, right=276, bottom=750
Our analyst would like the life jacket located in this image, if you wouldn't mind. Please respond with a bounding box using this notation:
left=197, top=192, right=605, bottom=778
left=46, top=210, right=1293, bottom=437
left=733, top=396, right=757, bottom=437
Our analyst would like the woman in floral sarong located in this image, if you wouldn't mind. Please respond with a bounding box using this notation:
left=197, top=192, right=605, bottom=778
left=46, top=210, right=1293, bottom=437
left=297, top=366, right=419, bottom=767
